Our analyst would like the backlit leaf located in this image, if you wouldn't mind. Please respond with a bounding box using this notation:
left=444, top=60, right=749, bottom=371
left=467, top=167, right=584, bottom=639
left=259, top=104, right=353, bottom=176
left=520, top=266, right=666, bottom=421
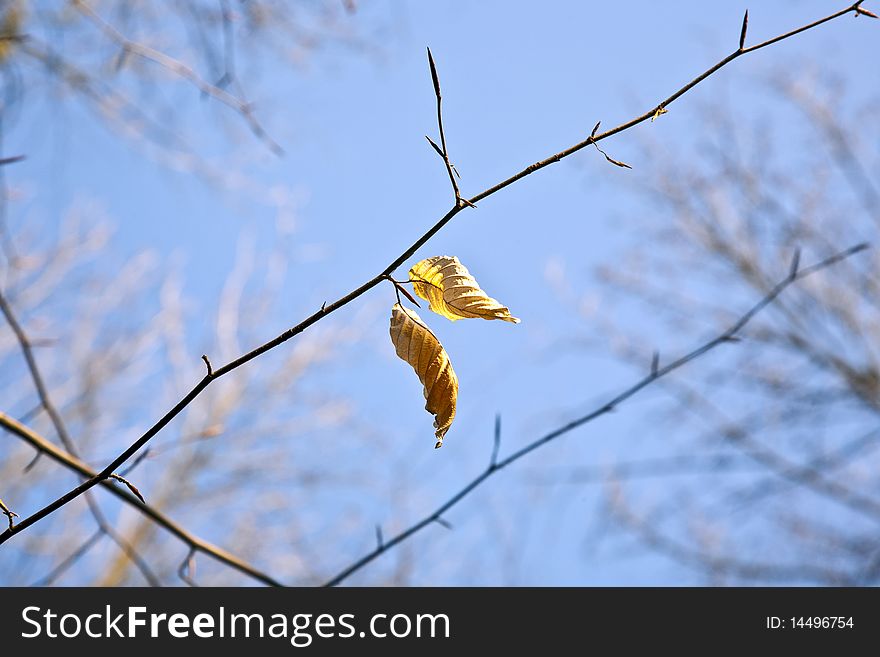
left=389, top=303, right=458, bottom=448
left=409, top=256, right=520, bottom=323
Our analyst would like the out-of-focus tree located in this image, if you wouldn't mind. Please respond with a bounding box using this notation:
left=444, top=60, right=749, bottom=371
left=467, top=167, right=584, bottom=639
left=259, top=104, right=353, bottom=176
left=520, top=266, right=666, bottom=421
left=1, top=2, right=876, bottom=587
left=581, top=70, right=880, bottom=584
left=0, top=0, right=404, bottom=586
left=0, top=0, right=373, bottom=152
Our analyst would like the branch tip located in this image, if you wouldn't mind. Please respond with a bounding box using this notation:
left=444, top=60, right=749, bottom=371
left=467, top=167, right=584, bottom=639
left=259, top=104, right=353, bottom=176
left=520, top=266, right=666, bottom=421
left=491, top=414, right=502, bottom=467
left=110, top=473, right=146, bottom=504
left=201, top=354, right=213, bottom=376
left=324, top=244, right=867, bottom=586
left=789, top=248, right=801, bottom=279
left=739, top=10, right=749, bottom=49
left=427, top=47, right=441, bottom=98
left=23, top=451, right=42, bottom=473
left=592, top=141, right=632, bottom=169
left=0, top=155, right=26, bottom=167
left=434, top=517, right=453, bottom=530
left=425, top=135, right=444, bottom=157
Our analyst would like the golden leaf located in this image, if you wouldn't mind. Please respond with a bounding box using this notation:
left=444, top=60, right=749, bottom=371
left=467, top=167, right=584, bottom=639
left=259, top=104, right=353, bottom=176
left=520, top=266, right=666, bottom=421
left=408, top=256, right=520, bottom=323
left=389, top=303, right=458, bottom=448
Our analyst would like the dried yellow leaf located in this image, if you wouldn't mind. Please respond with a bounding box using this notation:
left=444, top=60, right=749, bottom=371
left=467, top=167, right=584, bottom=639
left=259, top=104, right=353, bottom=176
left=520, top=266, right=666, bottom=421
left=389, top=303, right=458, bottom=448
left=408, top=256, right=520, bottom=323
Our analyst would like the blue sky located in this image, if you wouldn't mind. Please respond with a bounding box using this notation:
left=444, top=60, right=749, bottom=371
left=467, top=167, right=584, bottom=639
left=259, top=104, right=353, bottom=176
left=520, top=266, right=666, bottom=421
left=3, top=1, right=878, bottom=585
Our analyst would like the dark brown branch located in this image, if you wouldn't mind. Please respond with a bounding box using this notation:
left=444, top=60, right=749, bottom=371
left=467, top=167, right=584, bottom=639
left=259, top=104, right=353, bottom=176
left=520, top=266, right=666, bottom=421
left=469, top=2, right=867, bottom=206
left=0, top=2, right=869, bottom=548
left=739, top=10, right=749, bottom=50
left=0, top=155, right=25, bottom=167
left=590, top=139, right=632, bottom=169
left=0, top=412, right=282, bottom=586
left=322, top=244, right=868, bottom=585
left=425, top=47, right=471, bottom=207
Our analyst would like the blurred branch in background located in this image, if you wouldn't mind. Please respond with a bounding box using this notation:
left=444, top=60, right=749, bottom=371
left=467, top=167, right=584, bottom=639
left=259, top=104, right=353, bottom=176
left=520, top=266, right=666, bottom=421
left=0, top=0, right=390, bottom=586
left=3, top=1, right=871, bottom=548
left=0, top=0, right=374, bottom=203
left=567, top=71, right=880, bottom=584
left=1, top=288, right=161, bottom=585
left=70, top=0, right=283, bottom=155
left=0, top=1, right=877, bottom=586
left=0, top=207, right=380, bottom=585
left=324, top=243, right=867, bottom=586
left=0, top=411, right=282, bottom=585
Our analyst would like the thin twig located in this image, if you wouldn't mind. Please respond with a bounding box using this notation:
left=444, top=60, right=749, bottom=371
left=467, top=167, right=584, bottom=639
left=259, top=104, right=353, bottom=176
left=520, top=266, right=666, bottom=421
left=384, top=274, right=421, bottom=308
left=0, top=155, right=25, bottom=166
left=0, top=2, right=869, bottom=547
left=178, top=548, right=199, bottom=587
left=490, top=414, right=501, bottom=469
left=425, top=47, right=467, bottom=206
left=589, top=138, right=632, bottom=169
left=108, top=473, right=146, bottom=505
left=322, top=244, right=868, bottom=585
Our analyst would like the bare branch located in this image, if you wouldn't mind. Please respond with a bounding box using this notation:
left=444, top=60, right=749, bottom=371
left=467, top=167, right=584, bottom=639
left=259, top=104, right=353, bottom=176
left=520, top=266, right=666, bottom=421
left=0, top=155, right=25, bottom=167
left=323, top=245, right=868, bottom=585
left=425, top=47, right=470, bottom=206
left=0, top=2, right=869, bottom=548
left=739, top=10, right=749, bottom=50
